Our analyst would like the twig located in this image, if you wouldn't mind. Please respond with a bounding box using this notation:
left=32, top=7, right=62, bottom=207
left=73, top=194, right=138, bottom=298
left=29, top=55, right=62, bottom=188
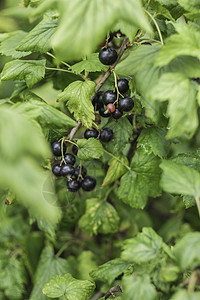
left=102, top=285, right=122, bottom=299
left=66, top=120, right=82, bottom=141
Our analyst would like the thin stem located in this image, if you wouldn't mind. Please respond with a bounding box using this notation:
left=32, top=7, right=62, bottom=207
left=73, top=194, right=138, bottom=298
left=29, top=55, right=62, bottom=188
left=55, top=243, right=69, bottom=258
left=113, top=71, right=123, bottom=103
left=45, top=67, right=85, bottom=79
left=104, top=149, right=131, bottom=171
left=144, top=9, right=164, bottom=46
left=46, top=51, right=71, bottom=68
left=64, top=139, right=78, bottom=147
left=67, top=120, right=82, bottom=141
left=104, top=186, right=115, bottom=201
left=195, top=196, right=200, bottom=216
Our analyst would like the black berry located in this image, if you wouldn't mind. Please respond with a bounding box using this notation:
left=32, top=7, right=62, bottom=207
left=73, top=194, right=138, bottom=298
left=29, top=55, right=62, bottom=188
left=118, top=97, right=134, bottom=112
left=84, top=128, right=99, bottom=139
left=141, top=42, right=152, bottom=45
left=81, top=176, right=96, bottom=191
left=67, top=180, right=80, bottom=192
left=74, top=166, right=87, bottom=179
left=63, top=153, right=76, bottom=165
left=100, top=128, right=113, bottom=142
left=99, top=47, right=118, bottom=65
left=61, top=164, right=75, bottom=177
left=51, top=141, right=66, bottom=157
left=103, top=90, right=117, bottom=105
left=127, top=114, right=133, bottom=125
left=92, top=91, right=104, bottom=110
left=52, top=164, right=62, bottom=177
left=117, top=78, right=129, bottom=94
left=99, top=106, right=111, bottom=118
left=112, top=108, right=123, bottom=119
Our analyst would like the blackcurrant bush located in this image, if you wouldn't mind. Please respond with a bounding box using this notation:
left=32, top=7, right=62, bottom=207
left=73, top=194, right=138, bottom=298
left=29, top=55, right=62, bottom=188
left=81, top=176, right=96, bottom=191
left=141, top=42, right=152, bottom=45
left=63, top=153, right=76, bottom=165
left=67, top=180, right=80, bottom=192
left=74, top=166, right=87, bottom=179
left=99, top=106, right=111, bottom=118
left=72, top=145, right=79, bottom=155
left=61, top=164, right=75, bottom=177
left=84, top=128, right=99, bottom=139
left=118, top=97, right=134, bottom=112
left=99, top=47, right=118, bottom=65
left=103, top=90, right=117, bottom=105
left=117, top=78, right=129, bottom=94
left=112, top=108, right=123, bottom=119
left=100, top=128, right=113, bottom=142
left=107, top=103, right=115, bottom=113
left=52, top=164, right=62, bottom=177
left=51, top=141, right=66, bottom=157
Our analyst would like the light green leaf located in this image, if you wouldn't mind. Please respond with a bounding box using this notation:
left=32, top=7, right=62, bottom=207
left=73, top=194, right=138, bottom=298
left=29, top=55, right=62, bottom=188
left=160, top=160, right=200, bottom=198
left=122, top=274, right=157, bottom=300
left=0, top=31, right=31, bottom=58
left=170, top=290, right=200, bottom=300
left=112, top=20, right=138, bottom=42
left=52, top=0, right=151, bottom=61
left=42, top=273, right=95, bottom=299
left=79, top=198, right=119, bottom=235
left=197, top=85, right=200, bottom=106
left=137, top=126, right=170, bottom=158
left=58, top=80, right=95, bottom=127
left=16, top=11, right=58, bottom=53
left=149, top=73, right=198, bottom=138
left=121, top=227, right=163, bottom=263
left=174, top=232, right=200, bottom=270
left=102, top=154, right=129, bottom=187
left=149, top=0, right=175, bottom=21
left=178, top=0, right=200, bottom=13
left=90, top=258, right=131, bottom=285
left=78, top=251, right=97, bottom=280
left=71, top=53, right=108, bottom=74
left=159, top=264, right=180, bottom=282
left=77, top=138, right=104, bottom=161
left=1, top=59, right=46, bottom=88
left=30, top=246, right=73, bottom=300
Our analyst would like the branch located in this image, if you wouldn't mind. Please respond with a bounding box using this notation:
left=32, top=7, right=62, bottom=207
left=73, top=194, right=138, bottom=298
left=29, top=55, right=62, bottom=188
left=102, top=285, right=122, bottom=299
left=66, top=120, right=82, bottom=141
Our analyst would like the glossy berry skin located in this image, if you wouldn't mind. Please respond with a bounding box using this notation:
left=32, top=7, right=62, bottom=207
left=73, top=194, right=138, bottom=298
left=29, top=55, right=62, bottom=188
left=99, top=47, right=118, bottom=65
left=112, top=108, right=123, bottom=119
left=107, top=103, right=115, bottom=113
left=118, top=97, right=134, bottom=112
left=117, top=78, right=129, bottom=94
left=100, top=128, right=113, bottom=142
left=63, top=153, right=76, bottom=165
left=74, top=166, right=87, bottom=179
left=99, top=106, right=111, bottom=118
left=81, top=176, right=96, bottom=191
left=103, top=90, right=117, bottom=105
left=51, top=141, right=66, bottom=157
left=92, top=91, right=104, bottom=109
left=52, top=164, right=62, bottom=177
left=84, top=128, right=99, bottom=139
left=61, top=164, right=75, bottom=177
left=67, top=180, right=80, bottom=192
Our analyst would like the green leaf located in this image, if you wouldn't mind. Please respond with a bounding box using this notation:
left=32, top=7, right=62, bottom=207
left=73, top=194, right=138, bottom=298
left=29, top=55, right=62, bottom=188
left=52, top=0, right=151, bottom=61
left=71, top=53, right=108, bottom=74
left=121, top=227, right=163, bottom=263
left=156, top=23, right=200, bottom=66
left=149, top=73, right=198, bottom=138
left=1, top=59, right=46, bottom=88
left=171, top=151, right=200, bottom=172
left=149, top=0, right=175, bottom=21
left=58, top=80, right=95, bottom=127
left=90, top=258, right=131, bottom=285
left=112, top=20, right=138, bottom=42
left=78, top=251, right=97, bottom=280
left=178, top=0, right=200, bottom=13
left=137, top=126, right=170, bottom=158
left=102, top=154, right=129, bottom=187
left=77, top=138, right=104, bottom=161
left=79, top=198, right=119, bottom=235
left=173, top=232, right=200, bottom=270
left=170, top=290, right=200, bottom=300
left=122, top=274, right=157, bottom=300
left=30, top=246, right=73, bottom=300
left=42, top=273, right=95, bottom=299
left=159, top=264, right=180, bottom=282
left=160, top=160, right=200, bottom=198
left=0, top=31, right=31, bottom=58
left=16, top=11, right=58, bottom=53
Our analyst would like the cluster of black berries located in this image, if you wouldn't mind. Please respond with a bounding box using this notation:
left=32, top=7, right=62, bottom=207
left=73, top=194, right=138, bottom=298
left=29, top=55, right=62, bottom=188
left=84, top=127, right=113, bottom=143
left=51, top=141, right=96, bottom=192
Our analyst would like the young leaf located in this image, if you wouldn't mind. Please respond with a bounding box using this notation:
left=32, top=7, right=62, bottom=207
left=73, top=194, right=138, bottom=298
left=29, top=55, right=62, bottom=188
left=77, top=138, right=104, bottom=161
left=42, top=273, right=95, bottom=299
left=70, top=53, right=108, bottom=74
left=16, top=11, right=58, bottom=53
left=170, top=290, right=200, bottom=300
left=90, top=258, right=131, bottom=285
left=79, top=198, right=119, bottom=235
left=1, top=59, right=46, bottom=88
left=58, top=80, right=95, bottom=128
left=102, top=154, right=129, bottom=187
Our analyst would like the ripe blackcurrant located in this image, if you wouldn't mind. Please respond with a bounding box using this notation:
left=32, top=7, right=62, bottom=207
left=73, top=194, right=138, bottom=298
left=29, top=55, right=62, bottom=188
left=74, top=166, right=87, bottom=179
left=92, top=91, right=104, bottom=110
left=81, top=176, right=96, bottom=191
left=103, top=90, right=117, bottom=105
left=63, top=153, right=76, bottom=165
left=100, top=128, right=113, bottom=142
left=61, top=164, right=75, bottom=177
left=51, top=141, right=66, bottom=156
left=99, top=47, right=118, bottom=65
left=117, top=78, right=129, bottom=94
left=107, top=103, right=115, bottom=113
left=67, top=180, right=80, bottom=192
left=84, top=128, right=99, bottom=139
left=52, top=164, right=62, bottom=177
left=99, top=107, right=111, bottom=118
left=118, top=97, right=134, bottom=112
left=112, top=108, right=123, bottom=119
